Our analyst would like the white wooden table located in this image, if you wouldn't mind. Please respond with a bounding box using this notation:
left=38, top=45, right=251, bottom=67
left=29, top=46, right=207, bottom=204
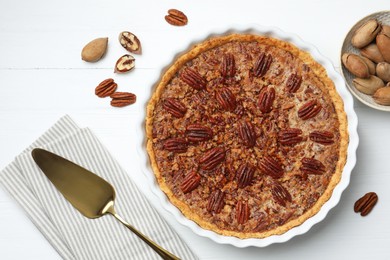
left=1, top=0, right=389, bottom=259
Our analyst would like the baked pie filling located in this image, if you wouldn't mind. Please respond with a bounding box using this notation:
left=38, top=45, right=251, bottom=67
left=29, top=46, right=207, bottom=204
left=146, top=34, right=348, bottom=238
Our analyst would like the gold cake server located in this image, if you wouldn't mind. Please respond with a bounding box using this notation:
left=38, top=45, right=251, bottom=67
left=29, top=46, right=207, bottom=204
left=31, top=148, right=180, bottom=260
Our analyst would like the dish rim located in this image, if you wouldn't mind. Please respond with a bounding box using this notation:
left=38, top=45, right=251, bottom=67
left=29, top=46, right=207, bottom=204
left=136, top=24, right=359, bottom=247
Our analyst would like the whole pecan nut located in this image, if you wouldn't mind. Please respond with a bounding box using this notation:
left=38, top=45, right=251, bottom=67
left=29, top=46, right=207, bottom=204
left=163, top=98, right=187, bottom=118
left=278, top=128, right=303, bottom=146
left=258, top=87, right=275, bottom=113
left=259, top=155, right=284, bottom=179
left=236, top=201, right=250, bottom=224
left=165, top=9, right=188, bottom=26
left=199, top=147, right=225, bottom=170
left=298, top=100, right=322, bottom=120
left=95, top=78, right=117, bottom=98
left=238, top=120, right=257, bottom=147
left=163, top=137, right=188, bottom=153
left=207, top=189, right=225, bottom=213
left=216, top=87, right=236, bottom=111
left=286, top=73, right=302, bottom=93
left=114, top=54, right=135, bottom=73
left=236, top=162, right=256, bottom=188
left=309, top=131, right=334, bottom=145
left=180, top=68, right=207, bottom=90
left=185, top=124, right=213, bottom=142
left=271, top=181, right=292, bottom=207
left=119, top=31, right=142, bottom=54
left=221, top=53, right=236, bottom=78
left=253, top=53, right=273, bottom=77
left=300, top=158, right=325, bottom=175
left=110, top=92, right=136, bottom=107
left=180, top=171, right=201, bottom=193
left=354, top=192, right=378, bottom=216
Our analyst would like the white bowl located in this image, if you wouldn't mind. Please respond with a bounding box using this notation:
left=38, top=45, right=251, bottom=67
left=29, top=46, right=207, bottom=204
left=136, top=25, right=359, bottom=247
left=340, top=11, right=390, bottom=111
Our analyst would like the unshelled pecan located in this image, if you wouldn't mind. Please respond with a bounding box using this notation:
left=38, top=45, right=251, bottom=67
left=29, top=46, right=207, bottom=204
left=286, top=73, right=302, bottom=93
left=258, top=87, right=275, bottom=113
left=163, top=98, right=187, bottom=118
left=95, top=78, right=117, bottom=98
left=110, top=92, right=136, bottom=107
left=253, top=53, right=273, bottom=77
left=207, top=189, right=225, bottom=213
left=216, top=87, right=236, bottom=111
left=300, top=158, right=325, bottom=175
left=271, top=181, right=292, bottom=207
left=199, top=147, right=225, bottom=170
left=221, top=53, right=236, bottom=78
left=238, top=120, right=256, bottom=147
left=259, top=155, right=284, bottom=179
left=180, top=68, right=207, bottom=90
left=278, top=128, right=303, bottom=146
left=185, top=124, right=213, bottom=142
left=298, top=100, right=322, bottom=120
left=354, top=192, right=378, bottom=216
left=236, top=162, right=256, bottom=188
left=309, top=131, right=334, bottom=145
left=180, top=171, right=201, bottom=193
left=165, top=9, right=188, bottom=26
left=236, top=201, right=250, bottom=224
left=163, top=137, right=188, bottom=153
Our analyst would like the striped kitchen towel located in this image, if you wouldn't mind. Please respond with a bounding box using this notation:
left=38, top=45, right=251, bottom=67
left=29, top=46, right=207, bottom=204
left=0, top=115, right=197, bottom=260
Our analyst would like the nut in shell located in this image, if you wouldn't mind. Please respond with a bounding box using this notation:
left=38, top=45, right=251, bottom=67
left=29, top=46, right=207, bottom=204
left=376, top=62, right=390, bottom=82
left=119, top=31, right=142, bottom=54
left=376, top=31, right=390, bottom=63
left=361, top=43, right=385, bottom=63
left=115, top=54, right=135, bottom=73
left=81, top=37, right=108, bottom=62
left=342, top=53, right=370, bottom=78
left=373, top=87, right=390, bottom=105
left=351, top=19, right=382, bottom=48
left=353, top=75, right=385, bottom=95
left=361, top=56, right=376, bottom=75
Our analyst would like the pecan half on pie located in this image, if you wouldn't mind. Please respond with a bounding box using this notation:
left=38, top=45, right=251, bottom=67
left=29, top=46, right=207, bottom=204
left=146, top=34, right=348, bottom=238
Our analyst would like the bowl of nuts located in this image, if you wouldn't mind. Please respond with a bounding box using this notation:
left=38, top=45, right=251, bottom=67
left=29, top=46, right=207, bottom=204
left=341, top=11, right=390, bottom=111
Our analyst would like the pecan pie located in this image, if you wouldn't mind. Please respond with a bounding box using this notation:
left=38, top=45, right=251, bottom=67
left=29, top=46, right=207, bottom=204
left=146, top=34, right=348, bottom=238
